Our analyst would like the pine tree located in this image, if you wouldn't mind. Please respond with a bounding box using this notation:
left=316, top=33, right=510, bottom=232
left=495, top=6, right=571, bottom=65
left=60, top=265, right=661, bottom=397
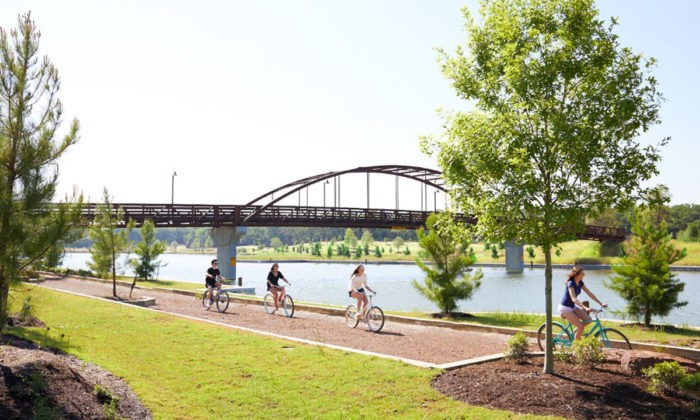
left=88, top=189, right=134, bottom=297
left=607, top=207, right=687, bottom=327
left=130, top=219, right=166, bottom=282
left=411, top=213, right=483, bottom=314
left=0, top=13, right=82, bottom=326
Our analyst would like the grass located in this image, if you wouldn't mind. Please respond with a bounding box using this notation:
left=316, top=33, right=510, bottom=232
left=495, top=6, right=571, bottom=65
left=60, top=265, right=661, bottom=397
left=6, top=285, right=539, bottom=419
left=390, top=310, right=700, bottom=346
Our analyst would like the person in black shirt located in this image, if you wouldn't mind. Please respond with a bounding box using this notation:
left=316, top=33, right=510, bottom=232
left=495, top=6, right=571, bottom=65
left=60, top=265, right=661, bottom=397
left=266, top=263, right=291, bottom=313
left=204, top=259, right=222, bottom=307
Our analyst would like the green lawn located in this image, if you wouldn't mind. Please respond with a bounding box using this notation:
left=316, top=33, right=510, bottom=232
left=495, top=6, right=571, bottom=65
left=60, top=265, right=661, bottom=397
left=7, top=286, right=549, bottom=419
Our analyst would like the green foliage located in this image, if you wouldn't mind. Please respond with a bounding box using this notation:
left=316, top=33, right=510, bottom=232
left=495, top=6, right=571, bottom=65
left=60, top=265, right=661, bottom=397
left=269, top=237, right=283, bottom=249
left=503, top=332, right=529, bottom=364
left=424, top=0, right=665, bottom=373
left=403, top=246, right=411, bottom=255
left=360, top=230, right=374, bottom=249
left=392, top=236, right=405, bottom=250
left=88, top=189, right=135, bottom=296
left=607, top=207, right=687, bottom=327
left=490, top=247, right=499, bottom=259
left=0, top=12, right=83, bottom=328
left=677, top=220, right=700, bottom=242
left=526, top=246, right=535, bottom=260
left=19, top=297, right=34, bottom=322
left=344, top=228, right=358, bottom=251
left=373, top=246, right=382, bottom=258
left=643, top=361, right=687, bottom=395
left=130, top=220, right=167, bottom=282
left=412, top=213, right=483, bottom=314
left=570, top=336, right=604, bottom=368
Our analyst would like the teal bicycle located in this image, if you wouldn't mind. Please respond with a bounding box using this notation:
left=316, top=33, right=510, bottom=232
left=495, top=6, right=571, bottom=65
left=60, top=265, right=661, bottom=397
left=537, top=308, right=631, bottom=351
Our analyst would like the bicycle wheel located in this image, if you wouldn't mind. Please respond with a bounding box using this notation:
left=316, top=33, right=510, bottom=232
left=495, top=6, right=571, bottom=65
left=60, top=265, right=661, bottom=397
left=537, top=322, right=572, bottom=351
left=263, top=293, right=276, bottom=314
left=216, top=291, right=230, bottom=313
left=596, top=328, right=632, bottom=350
left=345, top=305, right=359, bottom=328
left=282, top=295, right=294, bottom=318
left=202, top=292, right=212, bottom=311
left=367, top=306, right=385, bottom=332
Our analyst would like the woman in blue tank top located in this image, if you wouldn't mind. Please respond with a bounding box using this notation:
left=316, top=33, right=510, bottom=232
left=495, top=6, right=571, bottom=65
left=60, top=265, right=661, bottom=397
left=558, top=266, right=607, bottom=341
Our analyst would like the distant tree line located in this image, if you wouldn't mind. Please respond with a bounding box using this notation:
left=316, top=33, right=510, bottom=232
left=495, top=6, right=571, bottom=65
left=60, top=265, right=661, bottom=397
left=68, top=226, right=419, bottom=249
left=587, top=203, right=700, bottom=241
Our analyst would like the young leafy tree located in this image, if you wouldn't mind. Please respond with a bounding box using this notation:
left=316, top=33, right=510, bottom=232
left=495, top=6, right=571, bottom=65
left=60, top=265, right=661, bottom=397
left=412, top=213, right=482, bottom=314
left=130, top=219, right=166, bottom=284
left=424, top=0, right=665, bottom=373
left=0, top=13, right=82, bottom=327
left=88, top=189, right=134, bottom=297
left=606, top=207, right=687, bottom=327
left=343, top=228, right=358, bottom=253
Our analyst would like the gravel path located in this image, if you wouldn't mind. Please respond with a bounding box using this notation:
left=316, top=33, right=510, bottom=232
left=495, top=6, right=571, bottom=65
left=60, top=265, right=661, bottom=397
left=38, top=276, right=514, bottom=365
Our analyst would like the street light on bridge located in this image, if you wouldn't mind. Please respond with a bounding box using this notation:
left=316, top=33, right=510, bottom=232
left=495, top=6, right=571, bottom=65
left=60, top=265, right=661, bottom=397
left=171, top=171, right=177, bottom=206
left=323, top=180, right=330, bottom=208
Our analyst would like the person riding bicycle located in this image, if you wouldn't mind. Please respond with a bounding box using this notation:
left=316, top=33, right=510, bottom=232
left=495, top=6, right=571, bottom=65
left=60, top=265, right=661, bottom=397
left=348, top=264, right=375, bottom=319
left=204, top=259, right=222, bottom=308
left=559, top=266, right=607, bottom=340
left=266, top=263, right=291, bottom=313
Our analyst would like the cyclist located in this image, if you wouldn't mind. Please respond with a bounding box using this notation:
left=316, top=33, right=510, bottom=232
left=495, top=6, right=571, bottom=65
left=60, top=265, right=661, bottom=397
left=559, top=265, right=607, bottom=340
left=266, top=263, right=291, bottom=313
left=204, top=259, right=222, bottom=308
left=348, top=264, right=375, bottom=319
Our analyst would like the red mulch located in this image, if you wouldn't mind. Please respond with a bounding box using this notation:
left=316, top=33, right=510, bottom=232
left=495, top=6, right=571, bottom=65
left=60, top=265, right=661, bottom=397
left=432, top=355, right=699, bottom=419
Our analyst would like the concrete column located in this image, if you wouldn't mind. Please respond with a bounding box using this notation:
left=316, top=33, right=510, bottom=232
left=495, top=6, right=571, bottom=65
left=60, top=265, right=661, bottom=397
left=504, top=241, right=524, bottom=273
left=210, top=226, right=247, bottom=280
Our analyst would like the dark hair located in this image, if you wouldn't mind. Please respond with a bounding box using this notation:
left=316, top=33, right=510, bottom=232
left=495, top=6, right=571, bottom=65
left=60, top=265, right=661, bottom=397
left=566, top=266, right=583, bottom=284
left=211, top=259, right=218, bottom=265
left=270, top=263, right=279, bottom=271
left=351, top=264, right=364, bottom=276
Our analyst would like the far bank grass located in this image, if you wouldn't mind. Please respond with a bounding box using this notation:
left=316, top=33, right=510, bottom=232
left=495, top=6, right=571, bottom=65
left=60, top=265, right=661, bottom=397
left=7, top=286, right=537, bottom=419
left=236, top=239, right=700, bottom=266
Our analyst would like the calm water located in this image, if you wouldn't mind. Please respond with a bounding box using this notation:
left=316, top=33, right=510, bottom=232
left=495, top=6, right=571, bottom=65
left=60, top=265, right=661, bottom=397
left=60, top=252, right=700, bottom=327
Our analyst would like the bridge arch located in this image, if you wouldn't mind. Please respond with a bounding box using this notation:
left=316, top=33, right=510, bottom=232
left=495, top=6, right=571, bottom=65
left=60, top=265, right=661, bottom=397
left=243, top=165, right=446, bottom=223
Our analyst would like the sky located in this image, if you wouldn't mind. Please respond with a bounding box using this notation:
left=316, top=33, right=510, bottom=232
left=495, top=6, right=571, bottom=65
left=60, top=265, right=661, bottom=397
left=0, top=0, right=697, bottom=209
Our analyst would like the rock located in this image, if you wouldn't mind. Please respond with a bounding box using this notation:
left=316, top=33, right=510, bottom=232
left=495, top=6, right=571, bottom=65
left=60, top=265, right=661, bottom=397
left=620, top=350, right=700, bottom=375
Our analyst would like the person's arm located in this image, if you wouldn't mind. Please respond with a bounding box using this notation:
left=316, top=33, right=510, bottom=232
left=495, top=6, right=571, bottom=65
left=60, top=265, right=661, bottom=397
left=348, top=276, right=356, bottom=292
left=568, top=286, right=586, bottom=310
left=279, top=273, right=290, bottom=285
left=364, top=277, right=375, bottom=294
left=582, top=284, right=606, bottom=308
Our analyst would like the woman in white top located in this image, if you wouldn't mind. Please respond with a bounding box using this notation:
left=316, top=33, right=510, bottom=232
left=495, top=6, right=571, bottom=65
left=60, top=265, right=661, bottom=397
left=347, top=264, right=375, bottom=317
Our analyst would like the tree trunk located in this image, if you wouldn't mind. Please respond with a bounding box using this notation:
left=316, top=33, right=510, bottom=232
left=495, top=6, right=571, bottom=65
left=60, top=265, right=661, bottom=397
left=112, top=250, right=117, bottom=298
left=645, top=308, right=652, bottom=328
left=543, top=244, right=555, bottom=374
left=0, top=277, right=9, bottom=330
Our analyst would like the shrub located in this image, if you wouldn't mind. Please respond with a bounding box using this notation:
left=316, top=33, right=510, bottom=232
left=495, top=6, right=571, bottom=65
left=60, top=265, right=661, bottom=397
left=679, top=372, right=700, bottom=396
left=571, top=336, right=604, bottom=368
left=643, top=361, right=687, bottom=395
left=504, top=332, right=529, bottom=364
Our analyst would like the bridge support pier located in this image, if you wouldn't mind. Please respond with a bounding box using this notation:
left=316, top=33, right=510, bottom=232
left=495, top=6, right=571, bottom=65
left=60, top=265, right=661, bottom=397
left=504, top=241, right=524, bottom=273
left=210, top=226, right=247, bottom=281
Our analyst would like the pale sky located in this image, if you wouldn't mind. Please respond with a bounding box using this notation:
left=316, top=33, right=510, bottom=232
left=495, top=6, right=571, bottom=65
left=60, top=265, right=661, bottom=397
left=1, top=1, right=697, bottom=209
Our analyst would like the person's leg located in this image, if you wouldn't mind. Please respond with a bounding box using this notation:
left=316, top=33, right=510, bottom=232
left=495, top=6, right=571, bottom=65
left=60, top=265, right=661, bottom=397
left=351, top=291, right=363, bottom=315
left=278, top=286, right=286, bottom=302
left=271, top=288, right=279, bottom=309
left=361, top=295, right=368, bottom=316
left=561, top=310, right=585, bottom=340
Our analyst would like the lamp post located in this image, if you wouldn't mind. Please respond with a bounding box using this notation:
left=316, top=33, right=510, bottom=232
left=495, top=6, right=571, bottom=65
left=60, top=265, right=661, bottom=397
left=171, top=171, right=177, bottom=206
left=323, top=180, right=330, bottom=207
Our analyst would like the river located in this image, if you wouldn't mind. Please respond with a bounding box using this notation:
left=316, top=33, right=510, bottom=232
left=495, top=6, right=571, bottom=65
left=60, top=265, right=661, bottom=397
left=59, top=252, right=700, bottom=327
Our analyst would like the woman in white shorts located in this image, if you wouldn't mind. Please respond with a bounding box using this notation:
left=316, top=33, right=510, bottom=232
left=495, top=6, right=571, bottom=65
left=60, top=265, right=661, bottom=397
left=558, top=266, right=607, bottom=340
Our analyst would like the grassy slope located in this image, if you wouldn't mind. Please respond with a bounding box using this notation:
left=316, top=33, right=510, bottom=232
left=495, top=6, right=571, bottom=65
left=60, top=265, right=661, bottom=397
left=8, top=286, right=548, bottom=419
left=235, top=240, right=700, bottom=266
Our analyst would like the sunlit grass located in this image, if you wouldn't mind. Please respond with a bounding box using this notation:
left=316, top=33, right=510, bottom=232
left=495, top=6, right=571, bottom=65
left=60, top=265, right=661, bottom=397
left=7, top=286, right=537, bottom=419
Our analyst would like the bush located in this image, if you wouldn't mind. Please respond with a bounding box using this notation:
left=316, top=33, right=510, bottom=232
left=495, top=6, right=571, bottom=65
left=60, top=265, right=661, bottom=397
left=504, top=332, right=529, bottom=364
left=679, top=372, right=700, bottom=396
left=643, top=361, right=687, bottom=395
left=571, top=336, right=604, bottom=368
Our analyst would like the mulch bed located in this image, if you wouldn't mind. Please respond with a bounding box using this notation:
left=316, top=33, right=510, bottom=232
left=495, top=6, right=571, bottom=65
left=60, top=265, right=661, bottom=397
left=432, top=355, right=698, bottom=419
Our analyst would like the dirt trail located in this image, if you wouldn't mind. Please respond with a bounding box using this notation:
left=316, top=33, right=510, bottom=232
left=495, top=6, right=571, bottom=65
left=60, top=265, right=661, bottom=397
left=36, top=276, right=518, bottom=365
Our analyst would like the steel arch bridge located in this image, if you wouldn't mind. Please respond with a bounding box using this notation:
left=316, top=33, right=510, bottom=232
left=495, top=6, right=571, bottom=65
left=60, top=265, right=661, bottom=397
left=79, top=164, right=625, bottom=240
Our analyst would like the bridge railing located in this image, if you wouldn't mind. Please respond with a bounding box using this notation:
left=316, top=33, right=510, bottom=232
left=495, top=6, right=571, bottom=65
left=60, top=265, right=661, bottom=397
left=77, top=203, right=625, bottom=241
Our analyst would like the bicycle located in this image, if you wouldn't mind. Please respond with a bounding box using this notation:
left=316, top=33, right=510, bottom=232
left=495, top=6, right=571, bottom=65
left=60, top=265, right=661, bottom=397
left=264, top=284, right=294, bottom=317
left=345, top=292, right=384, bottom=332
left=202, top=284, right=229, bottom=313
left=536, top=308, right=631, bottom=351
